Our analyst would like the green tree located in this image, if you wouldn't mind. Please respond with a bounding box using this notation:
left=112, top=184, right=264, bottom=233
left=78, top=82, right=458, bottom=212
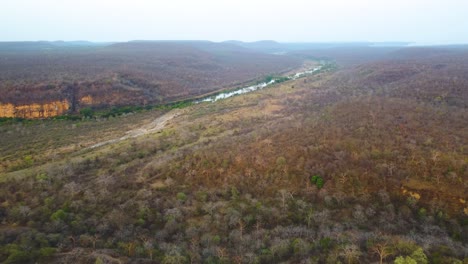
left=95, top=257, right=104, bottom=264
left=80, top=107, right=94, bottom=118
left=394, top=256, right=417, bottom=264
left=176, top=192, right=187, bottom=201
left=50, top=209, right=67, bottom=221
left=410, top=248, right=428, bottom=264
left=310, top=175, right=325, bottom=189
left=394, top=248, right=427, bottom=264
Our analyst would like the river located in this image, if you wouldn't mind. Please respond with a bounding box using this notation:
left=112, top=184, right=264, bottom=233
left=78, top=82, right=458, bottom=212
left=196, top=65, right=323, bottom=103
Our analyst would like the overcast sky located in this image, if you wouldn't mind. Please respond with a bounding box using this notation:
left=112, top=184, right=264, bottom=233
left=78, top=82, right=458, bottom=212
left=1, top=0, right=467, bottom=44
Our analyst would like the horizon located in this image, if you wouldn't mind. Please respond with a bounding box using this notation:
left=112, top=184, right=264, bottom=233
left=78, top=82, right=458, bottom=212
left=2, top=0, right=468, bottom=45
left=2, top=39, right=467, bottom=47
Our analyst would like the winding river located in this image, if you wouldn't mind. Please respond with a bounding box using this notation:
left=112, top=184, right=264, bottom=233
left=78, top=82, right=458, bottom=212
left=196, top=65, right=323, bottom=103
left=89, top=65, right=324, bottom=149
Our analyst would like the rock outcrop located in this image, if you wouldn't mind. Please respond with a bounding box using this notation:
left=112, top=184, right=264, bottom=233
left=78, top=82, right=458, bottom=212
left=0, top=100, right=70, bottom=119
left=80, top=95, right=94, bottom=105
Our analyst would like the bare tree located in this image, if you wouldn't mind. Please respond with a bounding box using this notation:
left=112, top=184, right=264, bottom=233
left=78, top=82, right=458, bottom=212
left=371, top=242, right=393, bottom=264
left=340, top=244, right=361, bottom=264
left=141, top=237, right=154, bottom=260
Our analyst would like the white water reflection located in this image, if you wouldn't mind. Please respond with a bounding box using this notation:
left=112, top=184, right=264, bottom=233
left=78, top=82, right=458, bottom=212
left=197, top=66, right=322, bottom=103
left=292, top=67, right=321, bottom=79
left=198, top=80, right=275, bottom=103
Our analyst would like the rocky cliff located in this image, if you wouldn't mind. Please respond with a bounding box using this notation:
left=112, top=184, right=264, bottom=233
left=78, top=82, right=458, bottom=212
left=79, top=95, right=94, bottom=105
left=0, top=100, right=70, bottom=119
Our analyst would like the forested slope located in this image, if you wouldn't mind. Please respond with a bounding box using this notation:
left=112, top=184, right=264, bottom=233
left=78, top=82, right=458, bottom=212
left=0, top=41, right=300, bottom=118
left=0, top=48, right=466, bottom=263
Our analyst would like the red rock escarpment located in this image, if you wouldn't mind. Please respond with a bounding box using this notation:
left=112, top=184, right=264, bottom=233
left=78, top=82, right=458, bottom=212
left=0, top=100, right=70, bottom=119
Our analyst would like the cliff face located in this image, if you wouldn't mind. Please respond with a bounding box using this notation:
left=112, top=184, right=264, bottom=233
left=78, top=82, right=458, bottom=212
left=0, top=95, right=99, bottom=119
left=0, top=100, right=70, bottom=119
left=80, top=95, right=94, bottom=105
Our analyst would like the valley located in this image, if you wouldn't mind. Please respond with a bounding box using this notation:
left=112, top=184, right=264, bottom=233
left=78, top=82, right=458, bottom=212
left=0, top=41, right=301, bottom=119
left=0, top=43, right=466, bottom=263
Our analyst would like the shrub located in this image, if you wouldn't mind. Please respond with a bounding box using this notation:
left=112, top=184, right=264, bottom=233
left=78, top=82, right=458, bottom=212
left=410, top=248, right=428, bottom=264
left=310, top=175, right=325, bottom=189
left=80, top=107, right=94, bottom=118
left=316, top=177, right=324, bottom=189
left=176, top=192, right=187, bottom=202
left=23, top=155, right=34, bottom=166
left=36, top=172, right=49, bottom=182
left=311, top=175, right=319, bottom=184
left=394, top=248, right=427, bottom=264
left=230, top=187, right=239, bottom=200
left=50, top=209, right=67, bottom=221
left=3, top=246, right=34, bottom=264
left=162, top=254, right=187, bottom=264
left=39, top=247, right=56, bottom=258
left=276, top=156, right=286, bottom=167
left=319, top=237, right=332, bottom=250
left=394, top=256, right=417, bottom=264
left=417, top=208, right=427, bottom=219
left=291, top=238, right=309, bottom=257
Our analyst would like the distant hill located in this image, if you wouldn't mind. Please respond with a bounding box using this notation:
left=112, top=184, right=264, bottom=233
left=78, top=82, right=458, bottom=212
left=0, top=41, right=111, bottom=52
left=0, top=40, right=411, bottom=53
left=327, top=47, right=468, bottom=107
left=0, top=41, right=57, bottom=51
left=0, top=41, right=301, bottom=117
left=225, top=40, right=410, bottom=54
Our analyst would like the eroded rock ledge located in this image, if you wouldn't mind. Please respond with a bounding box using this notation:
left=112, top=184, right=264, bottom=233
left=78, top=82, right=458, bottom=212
left=0, top=100, right=70, bottom=119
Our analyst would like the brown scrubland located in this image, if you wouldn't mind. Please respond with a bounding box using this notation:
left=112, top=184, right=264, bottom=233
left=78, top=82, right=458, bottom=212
left=0, top=45, right=466, bottom=263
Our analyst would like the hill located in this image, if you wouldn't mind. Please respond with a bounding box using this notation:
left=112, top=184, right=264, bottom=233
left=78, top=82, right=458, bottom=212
left=0, top=41, right=301, bottom=118
left=328, top=47, right=468, bottom=107
left=225, top=41, right=410, bottom=54
left=0, top=41, right=110, bottom=52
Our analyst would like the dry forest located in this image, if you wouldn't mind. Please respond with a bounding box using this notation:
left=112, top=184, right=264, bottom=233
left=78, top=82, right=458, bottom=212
left=0, top=42, right=466, bottom=263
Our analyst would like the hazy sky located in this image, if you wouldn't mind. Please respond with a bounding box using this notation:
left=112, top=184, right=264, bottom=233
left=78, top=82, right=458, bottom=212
left=1, top=0, right=467, bottom=44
